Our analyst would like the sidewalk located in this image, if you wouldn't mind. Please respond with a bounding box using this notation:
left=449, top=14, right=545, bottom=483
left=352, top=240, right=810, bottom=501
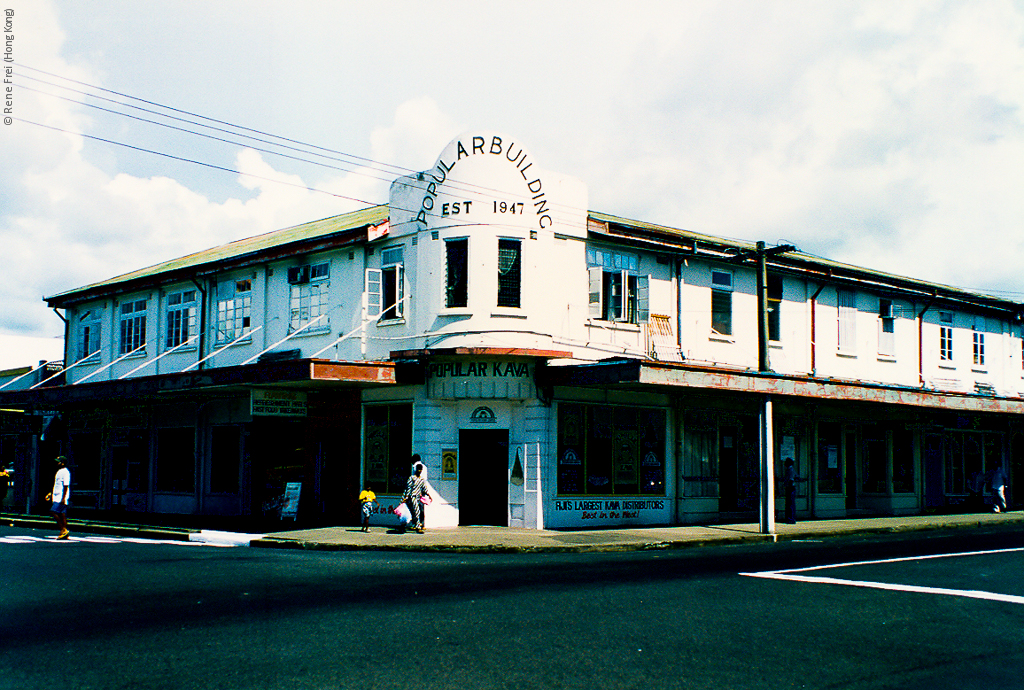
left=6, top=511, right=1022, bottom=553
left=251, top=511, right=1024, bottom=553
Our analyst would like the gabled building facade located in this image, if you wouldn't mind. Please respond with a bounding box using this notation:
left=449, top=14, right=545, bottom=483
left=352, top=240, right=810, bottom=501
left=3, top=131, right=1022, bottom=530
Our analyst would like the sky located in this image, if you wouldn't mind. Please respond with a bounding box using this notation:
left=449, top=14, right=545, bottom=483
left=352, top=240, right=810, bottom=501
left=2, top=0, right=1023, bottom=354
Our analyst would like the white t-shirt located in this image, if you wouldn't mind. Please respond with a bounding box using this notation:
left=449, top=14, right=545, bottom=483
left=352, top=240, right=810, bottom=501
left=52, top=467, right=71, bottom=505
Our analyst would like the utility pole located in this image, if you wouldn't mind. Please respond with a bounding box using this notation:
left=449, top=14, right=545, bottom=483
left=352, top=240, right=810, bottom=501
left=735, top=241, right=795, bottom=534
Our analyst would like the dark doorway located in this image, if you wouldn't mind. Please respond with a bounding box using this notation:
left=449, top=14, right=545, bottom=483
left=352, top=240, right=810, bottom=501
left=459, top=429, right=509, bottom=526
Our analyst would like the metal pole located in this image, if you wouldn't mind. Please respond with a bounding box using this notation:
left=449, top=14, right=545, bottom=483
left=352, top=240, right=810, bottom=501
left=756, top=241, right=770, bottom=372
left=759, top=395, right=775, bottom=535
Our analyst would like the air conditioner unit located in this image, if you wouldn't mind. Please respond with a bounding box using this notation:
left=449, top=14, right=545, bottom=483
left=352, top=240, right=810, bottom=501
left=288, top=265, right=310, bottom=285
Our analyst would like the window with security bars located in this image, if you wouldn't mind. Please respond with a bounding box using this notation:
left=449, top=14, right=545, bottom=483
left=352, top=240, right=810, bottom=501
left=497, top=238, right=521, bottom=308
left=119, top=299, right=147, bottom=355
left=165, top=290, right=197, bottom=349
left=216, top=279, right=252, bottom=344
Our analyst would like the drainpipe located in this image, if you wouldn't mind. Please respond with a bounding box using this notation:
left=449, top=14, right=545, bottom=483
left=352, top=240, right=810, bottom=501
left=809, top=283, right=826, bottom=376
left=918, top=295, right=935, bottom=388
left=675, top=258, right=684, bottom=357
left=191, top=278, right=208, bottom=371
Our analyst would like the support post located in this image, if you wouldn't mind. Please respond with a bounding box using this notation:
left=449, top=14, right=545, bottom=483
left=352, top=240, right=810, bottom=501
left=759, top=395, right=775, bottom=535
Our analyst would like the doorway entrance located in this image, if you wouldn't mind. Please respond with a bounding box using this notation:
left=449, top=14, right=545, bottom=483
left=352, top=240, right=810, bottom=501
left=458, top=429, right=509, bottom=526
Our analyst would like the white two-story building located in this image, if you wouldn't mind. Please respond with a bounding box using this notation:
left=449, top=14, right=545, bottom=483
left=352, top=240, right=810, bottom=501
left=3, top=131, right=1022, bottom=530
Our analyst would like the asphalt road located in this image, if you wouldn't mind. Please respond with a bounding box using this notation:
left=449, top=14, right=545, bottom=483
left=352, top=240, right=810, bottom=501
left=3, top=525, right=1023, bottom=690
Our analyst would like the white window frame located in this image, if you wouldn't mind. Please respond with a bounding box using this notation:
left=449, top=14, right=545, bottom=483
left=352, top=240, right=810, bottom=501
left=587, top=248, right=648, bottom=324
left=710, top=269, right=733, bottom=337
left=78, top=310, right=102, bottom=362
left=877, top=298, right=895, bottom=357
left=119, top=299, right=148, bottom=355
left=216, top=279, right=252, bottom=345
left=289, top=262, right=330, bottom=332
left=939, top=311, right=954, bottom=362
left=165, top=289, right=198, bottom=350
left=972, top=318, right=985, bottom=367
left=837, top=289, right=857, bottom=353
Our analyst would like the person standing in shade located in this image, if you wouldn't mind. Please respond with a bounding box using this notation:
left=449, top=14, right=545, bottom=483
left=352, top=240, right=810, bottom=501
left=783, top=458, right=797, bottom=525
left=401, top=458, right=429, bottom=534
left=990, top=464, right=1008, bottom=513
left=46, top=456, right=71, bottom=540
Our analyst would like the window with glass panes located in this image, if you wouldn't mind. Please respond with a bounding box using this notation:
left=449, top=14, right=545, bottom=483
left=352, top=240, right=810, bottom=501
left=165, top=290, right=197, bottom=349
left=216, top=279, right=252, bottom=344
left=557, top=403, right=666, bottom=495
left=363, top=404, right=413, bottom=494
left=289, top=262, right=330, bottom=331
left=119, top=299, right=147, bottom=355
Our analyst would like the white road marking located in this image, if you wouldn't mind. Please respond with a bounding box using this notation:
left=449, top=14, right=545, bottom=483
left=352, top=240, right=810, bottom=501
left=0, top=533, right=238, bottom=547
left=741, top=547, right=1024, bottom=606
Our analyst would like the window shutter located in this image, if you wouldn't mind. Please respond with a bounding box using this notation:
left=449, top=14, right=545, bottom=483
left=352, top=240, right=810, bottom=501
left=636, top=274, right=650, bottom=324
left=365, top=268, right=382, bottom=318
left=588, top=266, right=603, bottom=319
left=394, top=264, right=405, bottom=318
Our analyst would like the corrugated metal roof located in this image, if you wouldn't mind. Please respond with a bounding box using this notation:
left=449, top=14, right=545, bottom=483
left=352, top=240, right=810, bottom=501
left=47, top=205, right=388, bottom=304
left=589, top=210, right=1021, bottom=311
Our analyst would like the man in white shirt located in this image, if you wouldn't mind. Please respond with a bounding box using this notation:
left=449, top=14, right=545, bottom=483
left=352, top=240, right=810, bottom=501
left=45, top=456, right=71, bottom=540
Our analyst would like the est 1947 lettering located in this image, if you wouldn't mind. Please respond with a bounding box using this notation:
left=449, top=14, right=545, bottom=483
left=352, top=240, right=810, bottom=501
left=441, top=201, right=472, bottom=217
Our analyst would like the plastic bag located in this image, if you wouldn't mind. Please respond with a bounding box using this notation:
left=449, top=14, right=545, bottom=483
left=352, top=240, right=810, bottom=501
left=394, top=502, right=411, bottom=524
left=420, top=494, right=432, bottom=506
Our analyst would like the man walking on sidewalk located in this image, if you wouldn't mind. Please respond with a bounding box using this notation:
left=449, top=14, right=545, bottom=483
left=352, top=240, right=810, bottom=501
left=46, top=456, right=71, bottom=540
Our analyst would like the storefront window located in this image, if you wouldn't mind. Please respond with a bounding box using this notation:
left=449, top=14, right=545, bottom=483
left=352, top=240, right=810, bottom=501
left=557, top=403, right=665, bottom=495
left=682, top=411, right=718, bottom=497
left=210, top=426, right=241, bottom=494
left=364, top=404, right=412, bottom=494
left=817, top=422, right=843, bottom=494
left=69, top=431, right=102, bottom=492
left=892, top=428, right=914, bottom=493
left=862, top=426, right=887, bottom=493
left=155, top=427, right=195, bottom=493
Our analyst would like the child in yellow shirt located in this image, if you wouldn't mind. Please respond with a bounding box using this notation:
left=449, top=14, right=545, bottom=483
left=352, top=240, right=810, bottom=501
left=358, top=485, right=378, bottom=532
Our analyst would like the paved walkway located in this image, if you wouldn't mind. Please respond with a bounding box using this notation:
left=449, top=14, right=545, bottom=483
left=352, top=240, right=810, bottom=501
left=253, top=511, right=1024, bottom=553
left=7, top=511, right=1022, bottom=552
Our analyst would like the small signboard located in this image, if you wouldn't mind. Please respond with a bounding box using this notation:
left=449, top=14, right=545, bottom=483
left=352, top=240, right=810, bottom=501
left=280, top=482, right=302, bottom=520
left=441, top=449, right=458, bottom=480
left=251, top=389, right=308, bottom=417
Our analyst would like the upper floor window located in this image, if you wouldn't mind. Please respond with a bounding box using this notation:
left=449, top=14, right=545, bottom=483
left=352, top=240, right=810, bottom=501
left=216, top=279, right=252, bottom=344
left=837, top=289, right=857, bottom=352
left=710, top=269, right=733, bottom=336
left=877, top=298, right=895, bottom=357
left=381, top=246, right=405, bottom=320
left=588, top=248, right=648, bottom=324
left=973, top=318, right=985, bottom=367
left=119, top=299, right=147, bottom=355
left=445, top=239, right=468, bottom=308
left=78, top=310, right=101, bottom=361
left=165, top=290, right=197, bottom=349
left=939, top=312, right=953, bottom=362
left=767, top=274, right=782, bottom=342
left=366, top=247, right=405, bottom=320
left=289, top=262, right=330, bottom=331
left=497, top=239, right=522, bottom=308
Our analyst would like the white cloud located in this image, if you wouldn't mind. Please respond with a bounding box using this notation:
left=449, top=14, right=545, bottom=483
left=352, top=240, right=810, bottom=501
left=3, top=0, right=1024, bottom=348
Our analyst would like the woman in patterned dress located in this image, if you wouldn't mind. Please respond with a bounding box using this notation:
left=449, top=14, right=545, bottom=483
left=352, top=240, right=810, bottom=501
left=402, top=460, right=428, bottom=534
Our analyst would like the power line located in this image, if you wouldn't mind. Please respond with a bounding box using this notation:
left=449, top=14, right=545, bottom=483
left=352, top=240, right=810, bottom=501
left=14, top=63, right=592, bottom=221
